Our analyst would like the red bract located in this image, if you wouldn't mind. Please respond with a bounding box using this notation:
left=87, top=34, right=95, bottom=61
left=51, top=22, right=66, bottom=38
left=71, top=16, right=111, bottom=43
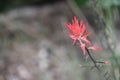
left=88, top=44, right=102, bottom=50
left=65, top=16, right=92, bottom=45
left=65, top=16, right=101, bottom=55
left=104, top=61, right=109, bottom=65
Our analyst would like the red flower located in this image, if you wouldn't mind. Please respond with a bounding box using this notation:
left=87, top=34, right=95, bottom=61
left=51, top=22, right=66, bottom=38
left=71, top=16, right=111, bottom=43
left=65, top=16, right=101, bottom=55
left=65, top=16, right=92, bottom=45
left=80, top=43, right=86, bottom=55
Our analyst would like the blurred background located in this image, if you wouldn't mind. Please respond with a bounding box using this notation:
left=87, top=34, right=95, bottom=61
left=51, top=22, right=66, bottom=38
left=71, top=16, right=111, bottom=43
left=0, top=0, right=120, bottom=80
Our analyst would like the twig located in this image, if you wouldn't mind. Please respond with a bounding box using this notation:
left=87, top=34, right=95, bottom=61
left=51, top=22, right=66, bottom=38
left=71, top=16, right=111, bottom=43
left=85, top=47, right=111, bottom=80
left=85, top=47, right=100, bottom=71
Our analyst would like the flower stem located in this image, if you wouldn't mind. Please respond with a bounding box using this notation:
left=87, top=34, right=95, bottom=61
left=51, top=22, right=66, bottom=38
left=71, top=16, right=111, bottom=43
left=85, top=47, right=111, bottom=80
left=85, top=47, right=100, bottom=71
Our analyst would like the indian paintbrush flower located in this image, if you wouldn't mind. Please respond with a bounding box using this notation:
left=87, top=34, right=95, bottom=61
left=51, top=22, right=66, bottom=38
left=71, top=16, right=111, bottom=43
left=65, top=16, right=101, bottom=55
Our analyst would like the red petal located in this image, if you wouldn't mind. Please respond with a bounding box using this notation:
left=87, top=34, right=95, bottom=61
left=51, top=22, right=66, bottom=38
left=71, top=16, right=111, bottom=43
left=70, top=35, right=76, bottom=39
left=80, top=44, right=86, bottom=55
left=104, top=61, right=109, bottom=65
left=81, top=37, right=91, bottom=45
left=70, top=35, right=77, bottom=45
left=88, top=45, right=102, bottom=50
left=72, top=39, right=77, bottom=45
left=84, top=31, right=93, bottom=38
left=79, top=21, right=83, bottom=28
left=74, top=16, right=78, bottom=25
left=64, top=23, right=71, bottom=30
left=81, top=25, right=86, bottom=34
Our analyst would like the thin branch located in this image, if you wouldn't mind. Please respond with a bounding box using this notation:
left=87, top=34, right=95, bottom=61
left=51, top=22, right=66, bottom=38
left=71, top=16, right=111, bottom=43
left=85, top=47, right=111, bottom=80
left=85, top=47, right=100, bottom=71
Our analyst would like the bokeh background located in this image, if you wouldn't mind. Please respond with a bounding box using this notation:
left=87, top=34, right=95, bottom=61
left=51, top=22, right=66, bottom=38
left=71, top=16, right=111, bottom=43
left=0, top=0, right=120, bottom=80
